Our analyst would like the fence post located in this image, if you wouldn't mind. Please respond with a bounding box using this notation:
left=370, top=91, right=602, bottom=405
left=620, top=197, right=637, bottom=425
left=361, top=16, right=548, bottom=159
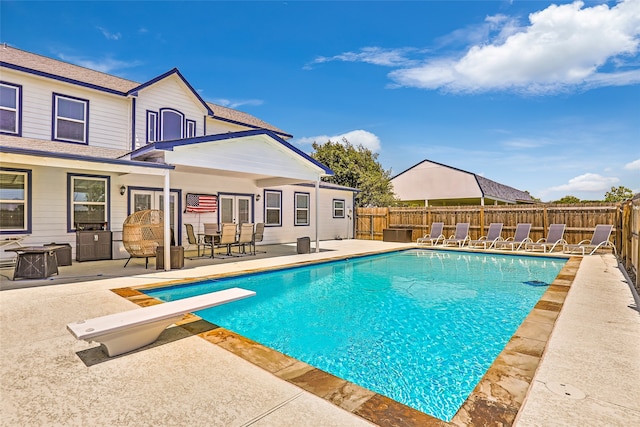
left=370, top=215, right=373, bottom=240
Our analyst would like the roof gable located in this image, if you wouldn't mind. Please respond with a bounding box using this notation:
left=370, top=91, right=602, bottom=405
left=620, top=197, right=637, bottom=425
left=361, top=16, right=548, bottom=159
left=128, top=68, right=213, bottom=116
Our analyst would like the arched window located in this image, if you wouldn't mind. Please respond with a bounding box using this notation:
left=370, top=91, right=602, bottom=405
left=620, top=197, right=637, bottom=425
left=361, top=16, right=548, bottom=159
left=160, top=108, right=184, bottom=141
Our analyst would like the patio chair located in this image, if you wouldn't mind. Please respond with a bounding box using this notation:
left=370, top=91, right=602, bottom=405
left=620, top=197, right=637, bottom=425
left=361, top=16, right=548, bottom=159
left=217, top=223, right=238, bottom=257
left=524, top=224, right=566, bottom=253
left=442, top=223, right=470, bottom=247
left=252, top=223, right=266, bottom=254
left=184, top=223, right=213, bottom=258
left=417, top=222, right=445, bottom=246
left=123, top=210, right=164, bottom=268
left=468, top=223, right=503, bottom=249
left=563, top=224, right=616, bottom=255
left=235, top=223, right=254, bottom=255
left=493, top=223, right=532, bottom=251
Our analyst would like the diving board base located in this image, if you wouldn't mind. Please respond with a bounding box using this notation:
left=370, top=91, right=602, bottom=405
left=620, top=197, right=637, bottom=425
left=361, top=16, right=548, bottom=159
left=67, top=287, right=255, bottom=357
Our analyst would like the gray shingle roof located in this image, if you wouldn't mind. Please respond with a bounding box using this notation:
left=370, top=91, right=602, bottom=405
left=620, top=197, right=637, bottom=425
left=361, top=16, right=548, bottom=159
left=475, top=175, right=533, bottom=202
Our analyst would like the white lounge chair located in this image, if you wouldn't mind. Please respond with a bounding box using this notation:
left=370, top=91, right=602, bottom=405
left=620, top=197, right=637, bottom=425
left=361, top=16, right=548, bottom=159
left=563, top=224, right=616, bottom=255
left=67, top=287, right=255, bottom=357
left=494, top=223, right=532, bottom=251
left=442, top=223, right=470, bottom=247
left=525, top=224, right=566, bottom=253
left=417, top=222, right=445, bottom=246
left=468, top=223, right=503, bottom=249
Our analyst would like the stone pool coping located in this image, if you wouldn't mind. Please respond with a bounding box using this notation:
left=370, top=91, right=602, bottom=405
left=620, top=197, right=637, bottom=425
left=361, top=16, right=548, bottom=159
left=115, top=250, right=581, bottom=427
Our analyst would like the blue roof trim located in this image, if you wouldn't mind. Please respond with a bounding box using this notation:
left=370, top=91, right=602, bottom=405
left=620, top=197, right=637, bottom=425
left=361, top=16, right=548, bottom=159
left=131, top=129, right=333, bottom=175
left=0, top=146, right=174, bottom=170
left=0, top=62, right=128, bottom=96
left=127, top=68, right=214, bottom=116
left=210, top=114, right=293, bottom=139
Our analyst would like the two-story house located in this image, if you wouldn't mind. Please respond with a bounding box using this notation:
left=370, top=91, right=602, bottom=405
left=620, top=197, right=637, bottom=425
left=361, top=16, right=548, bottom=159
left=0, top=45, right=357, bottom=265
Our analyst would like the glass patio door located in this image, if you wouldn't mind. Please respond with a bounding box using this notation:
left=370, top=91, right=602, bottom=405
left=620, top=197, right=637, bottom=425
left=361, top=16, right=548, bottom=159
left=219, top=195, right=252, bottom=224
left=130, top=189, right=178, bottom=232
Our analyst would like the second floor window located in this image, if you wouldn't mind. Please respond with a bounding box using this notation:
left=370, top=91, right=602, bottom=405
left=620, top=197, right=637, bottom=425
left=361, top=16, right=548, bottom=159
left=54, top=94, right=88, bottom=143
left=160, top=109, right=183, bottom=141
left=186, top=119, right=196, bottom=138
left=0, top=82, right=21, bottom=136
left=147, top=111, right=158, bottom=143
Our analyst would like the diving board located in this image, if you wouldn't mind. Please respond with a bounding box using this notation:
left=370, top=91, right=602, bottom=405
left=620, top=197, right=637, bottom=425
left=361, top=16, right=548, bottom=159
left=67, top=287, right=255, bottom=357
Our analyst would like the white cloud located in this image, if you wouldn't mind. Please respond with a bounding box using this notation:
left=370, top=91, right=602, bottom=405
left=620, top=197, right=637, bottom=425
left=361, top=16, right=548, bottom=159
left=624, top=158, right=640, bottom=170
left=297, top=130, right=381, bottom=152
left=546, top=172, right=619, bottom=193
left=305, top=47, right=422, bottom=70
left=56, top=53, right=141, bottom=73
left=210, top=98, right=264, bottom=109
left=97, top=26, right=121, bottom=41
left=384, top=0, right=640, bottom=94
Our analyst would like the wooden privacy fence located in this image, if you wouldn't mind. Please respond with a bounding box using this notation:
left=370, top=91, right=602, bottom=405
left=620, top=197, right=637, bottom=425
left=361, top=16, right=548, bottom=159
left=357, top=202, right=639, bottom=287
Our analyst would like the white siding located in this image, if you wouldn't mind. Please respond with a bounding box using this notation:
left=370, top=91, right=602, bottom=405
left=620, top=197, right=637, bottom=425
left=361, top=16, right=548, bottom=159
left=1, top=68, right=130, bottom=149
left=391, top=161, right=482, bottom=201
left=167, top=136, right=320, bottom=181
left=134, top=75, right=207, bottom=148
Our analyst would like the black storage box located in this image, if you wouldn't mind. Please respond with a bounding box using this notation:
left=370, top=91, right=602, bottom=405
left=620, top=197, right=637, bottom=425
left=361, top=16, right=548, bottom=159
left=383, top=228, right=413, bottom=243
left=44, top=243, right=72, bottom=266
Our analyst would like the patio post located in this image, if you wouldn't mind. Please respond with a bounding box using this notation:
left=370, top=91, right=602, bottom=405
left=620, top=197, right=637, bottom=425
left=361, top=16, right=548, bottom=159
left=163, top=171, right=171, bottom=271
left=315, top=179, right=320, bottom=253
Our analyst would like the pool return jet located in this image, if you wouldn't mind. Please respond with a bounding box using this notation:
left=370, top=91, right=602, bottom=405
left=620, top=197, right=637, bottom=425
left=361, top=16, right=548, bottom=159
left=67, top=287, right=255, bottom=357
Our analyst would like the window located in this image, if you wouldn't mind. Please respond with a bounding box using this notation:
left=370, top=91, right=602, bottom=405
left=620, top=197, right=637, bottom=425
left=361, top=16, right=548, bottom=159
left=264, top=190, right=282, bottom=226
left=186, top=119, right=196, bottom=138
left=0, top=168, right=31, bottom=233
left=294, top=192, right=310, bottom=226
left=160, top=108, right=183, bottom=141
left=69, top=174, right=109, bottom=231
left=147, top=111, right=158, bottom=143
left=333, top=199, right=345, bottom=218
left=53, top=94, right=88, bottom=143
left=0, top=82, right=21, bottom=135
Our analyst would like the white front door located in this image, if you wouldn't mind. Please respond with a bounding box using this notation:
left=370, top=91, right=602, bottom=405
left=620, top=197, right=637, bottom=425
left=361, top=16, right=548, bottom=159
left=130, top=189, right=178, bottom=238
left=219, top=195, right=252, bottom=224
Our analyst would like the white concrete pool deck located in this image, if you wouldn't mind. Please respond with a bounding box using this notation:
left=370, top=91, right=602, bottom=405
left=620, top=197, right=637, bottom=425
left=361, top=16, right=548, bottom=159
left=1, top=240, right=638, bottom=426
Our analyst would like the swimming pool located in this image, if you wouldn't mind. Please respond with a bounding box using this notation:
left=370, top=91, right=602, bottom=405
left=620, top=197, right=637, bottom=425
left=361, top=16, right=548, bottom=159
left=144, top=250, right=566, bottom=421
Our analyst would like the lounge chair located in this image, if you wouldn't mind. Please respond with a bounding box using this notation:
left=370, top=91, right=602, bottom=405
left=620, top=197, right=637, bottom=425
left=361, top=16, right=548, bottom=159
left=417, top=222, right=445, bottom=246
left=468, top=223, right=503, bottom=249
left=524, top=224, right=566, bottom=253
left=442, top=223, right=470, bottom=247
left=563, top=224, right=616, bottom=255
left=493, top=223, right=532, bottom=251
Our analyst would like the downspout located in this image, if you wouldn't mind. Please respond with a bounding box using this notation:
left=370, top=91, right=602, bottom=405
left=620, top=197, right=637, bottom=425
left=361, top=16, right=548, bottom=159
left=315, top=179, right=320, bottom=253
left=163, top=170, right=171, bottom=271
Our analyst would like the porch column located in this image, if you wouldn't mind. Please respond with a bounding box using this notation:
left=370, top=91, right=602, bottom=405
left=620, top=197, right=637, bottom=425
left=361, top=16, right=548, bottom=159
left=163, top=171, right=171, bottom=271
left=315, top=179, right=320, bottom=253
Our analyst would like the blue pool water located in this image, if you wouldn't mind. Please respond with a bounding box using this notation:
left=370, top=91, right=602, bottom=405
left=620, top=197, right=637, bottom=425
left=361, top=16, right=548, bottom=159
left=145, top=250, right=565, bottom=421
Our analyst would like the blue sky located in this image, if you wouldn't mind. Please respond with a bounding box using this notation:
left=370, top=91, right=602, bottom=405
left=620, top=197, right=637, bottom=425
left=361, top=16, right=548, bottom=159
left=2, top=0, right=639, bottom=202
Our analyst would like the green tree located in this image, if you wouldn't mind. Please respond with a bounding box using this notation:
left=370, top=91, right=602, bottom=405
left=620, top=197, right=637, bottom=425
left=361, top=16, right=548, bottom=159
left=524, top=191, right=542, bottom=203
left=311, top=139, right=396, bottom=207
left=554, top=195, right=581, bottom=204
left=604, top=186, right=633, bottom=202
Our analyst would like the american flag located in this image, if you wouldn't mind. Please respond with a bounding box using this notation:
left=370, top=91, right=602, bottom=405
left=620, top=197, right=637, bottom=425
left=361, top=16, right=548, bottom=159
left=186, top=194, right=217, bottom=213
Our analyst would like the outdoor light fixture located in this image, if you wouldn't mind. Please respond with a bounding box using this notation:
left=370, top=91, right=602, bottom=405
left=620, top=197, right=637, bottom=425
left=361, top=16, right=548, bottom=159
left=120, top=185, right=126, bottom=196
left=255, top=194, right=261, bottom=202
